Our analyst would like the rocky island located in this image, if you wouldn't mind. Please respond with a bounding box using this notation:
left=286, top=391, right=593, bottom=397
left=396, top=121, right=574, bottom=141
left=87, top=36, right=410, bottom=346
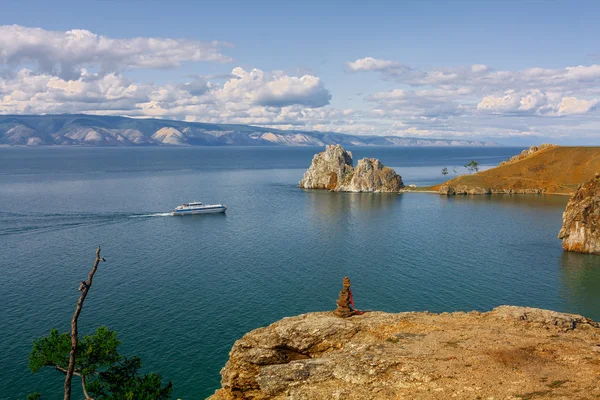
left=299, top=145, right=404, bottom=192
left=210, top=306, right=600, bottom=400
left=559, top=173, right=600, bottom=255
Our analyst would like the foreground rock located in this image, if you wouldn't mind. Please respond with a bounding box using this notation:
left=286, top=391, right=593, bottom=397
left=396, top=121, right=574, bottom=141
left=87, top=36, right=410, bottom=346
left=210, top=306, right=600, bottom=399
left=299, top=145, right=404, bottom=192
left=559, top=174, right=600, bottom=255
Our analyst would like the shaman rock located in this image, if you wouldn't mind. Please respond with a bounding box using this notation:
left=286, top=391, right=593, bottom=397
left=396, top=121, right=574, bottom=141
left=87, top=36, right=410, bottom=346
left=299, top=145, right=403, bottom=192
left=558, top=174, right=600, bottom=255
left=298, top=144, right=354, bottom=190
left=336, top=158, right=404, bottom=192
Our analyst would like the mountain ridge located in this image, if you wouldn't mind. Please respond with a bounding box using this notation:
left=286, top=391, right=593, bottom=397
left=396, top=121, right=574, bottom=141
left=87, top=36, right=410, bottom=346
left=0, top=114, right=496, bottom=147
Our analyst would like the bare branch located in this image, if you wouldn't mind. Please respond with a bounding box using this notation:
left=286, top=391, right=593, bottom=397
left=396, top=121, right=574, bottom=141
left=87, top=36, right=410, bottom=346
left=55, top=366, right=81, bottom=377
left=81, top=374, right=94, bottom=400
left=64, top=246, right=105, bottom=400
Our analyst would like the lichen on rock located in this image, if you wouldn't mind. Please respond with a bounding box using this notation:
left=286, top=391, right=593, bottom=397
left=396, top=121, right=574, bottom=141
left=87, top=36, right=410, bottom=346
left=558, top=173, right=600, bottom=255
left=299, top=145, right=404, bottom=192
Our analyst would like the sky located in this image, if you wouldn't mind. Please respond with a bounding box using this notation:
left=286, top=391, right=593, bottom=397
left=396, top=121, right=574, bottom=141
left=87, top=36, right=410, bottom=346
left=1, top=0, right=599, bottom=144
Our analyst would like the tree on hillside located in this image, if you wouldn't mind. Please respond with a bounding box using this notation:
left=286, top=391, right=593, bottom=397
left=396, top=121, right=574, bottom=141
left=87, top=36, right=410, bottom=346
left=441, top=167, right=448, bottom=177
left=464, top=160, right=479, bottom=174
left=28, top=247, right=172, bottom=400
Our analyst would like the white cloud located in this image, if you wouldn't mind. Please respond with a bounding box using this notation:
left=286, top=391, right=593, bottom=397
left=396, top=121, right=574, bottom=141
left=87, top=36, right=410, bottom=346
left=0, top=65, right=334, bottom=126
left=546, top=97, right=599, bottom=116
left=0, top=25, right=232, bottom=79
left=345, top=57, right=409, bottom=73
left=218, top=67, right=331, bottom=108
left=346, top=57, right=600, bottom=94
left=476, top=90, right=598, bottom=116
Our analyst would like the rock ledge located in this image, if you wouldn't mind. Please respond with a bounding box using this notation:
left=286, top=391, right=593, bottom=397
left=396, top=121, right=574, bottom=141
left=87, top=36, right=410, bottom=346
left=210, top=306, right=600, bottom=400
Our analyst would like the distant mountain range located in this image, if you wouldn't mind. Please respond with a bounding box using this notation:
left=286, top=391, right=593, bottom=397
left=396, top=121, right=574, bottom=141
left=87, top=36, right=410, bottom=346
left=0, top=114, right=496, bottom=147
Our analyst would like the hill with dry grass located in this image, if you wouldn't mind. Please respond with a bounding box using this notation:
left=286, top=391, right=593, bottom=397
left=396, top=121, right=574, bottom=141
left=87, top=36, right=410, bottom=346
left=433, top=146, right=600, bottom=195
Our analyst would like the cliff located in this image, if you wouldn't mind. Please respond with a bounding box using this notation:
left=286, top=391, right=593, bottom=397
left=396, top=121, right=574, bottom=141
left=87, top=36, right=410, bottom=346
left=299, top=145, right=404, bottom=192
left=436, top=145, right=600, bottom=195
left=558, top=174, right=600, bottom=255
left=210, top=307, right=600, bottom=400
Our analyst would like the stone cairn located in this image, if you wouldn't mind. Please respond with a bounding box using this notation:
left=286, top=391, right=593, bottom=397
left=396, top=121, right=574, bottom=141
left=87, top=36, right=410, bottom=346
left=334, top=276, right=356, bottom=317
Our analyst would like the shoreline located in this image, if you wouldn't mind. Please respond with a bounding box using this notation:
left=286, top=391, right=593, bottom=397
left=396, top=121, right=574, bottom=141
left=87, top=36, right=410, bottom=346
left=399, top=189, right=572, bottom=196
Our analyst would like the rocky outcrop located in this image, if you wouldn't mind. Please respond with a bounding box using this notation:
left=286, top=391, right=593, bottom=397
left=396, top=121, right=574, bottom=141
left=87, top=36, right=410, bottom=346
left=558, top=174, right=600, bottom=255
left=336, top=159, right=404, bottom=192
left=298, top=145, right=354, bottom=190
left=439, top=185, right=544, bottom=195
left=210, top=306, right=600, bottom=400
left=499, top=143, right=557, bottom=166
left=299, top=145, right=404, bottom=192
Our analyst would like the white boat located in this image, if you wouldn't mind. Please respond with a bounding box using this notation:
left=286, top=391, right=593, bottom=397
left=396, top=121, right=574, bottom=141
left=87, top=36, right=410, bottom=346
left=171, top=201, right=227, bottom=216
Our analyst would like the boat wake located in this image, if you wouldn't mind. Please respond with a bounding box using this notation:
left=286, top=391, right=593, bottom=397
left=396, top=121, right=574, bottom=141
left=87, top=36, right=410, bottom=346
left=129, top=212, right=172, bottom=218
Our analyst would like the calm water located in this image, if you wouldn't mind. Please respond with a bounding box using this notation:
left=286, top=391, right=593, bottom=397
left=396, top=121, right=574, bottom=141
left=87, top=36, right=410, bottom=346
left=1, top=146, right=599, bottom=399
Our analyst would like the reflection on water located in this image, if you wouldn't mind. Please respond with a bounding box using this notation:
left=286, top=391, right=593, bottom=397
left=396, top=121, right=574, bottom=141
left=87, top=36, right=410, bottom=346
left=305, top=190, right=401, bottom=215
left=559, top=252, right=600, bottom=320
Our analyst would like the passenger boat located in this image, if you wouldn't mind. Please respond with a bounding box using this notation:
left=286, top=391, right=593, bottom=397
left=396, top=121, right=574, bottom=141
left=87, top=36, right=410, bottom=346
left=171, top=201, right=227, bottom=216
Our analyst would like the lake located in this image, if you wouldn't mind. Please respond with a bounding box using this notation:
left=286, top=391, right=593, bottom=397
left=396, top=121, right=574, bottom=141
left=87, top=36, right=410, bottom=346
left=1, top=146, right=599, bottom=399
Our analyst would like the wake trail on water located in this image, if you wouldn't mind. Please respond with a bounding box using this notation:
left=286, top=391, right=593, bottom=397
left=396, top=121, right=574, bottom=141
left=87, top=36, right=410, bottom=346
left=129, top=212, right=172, bottom=218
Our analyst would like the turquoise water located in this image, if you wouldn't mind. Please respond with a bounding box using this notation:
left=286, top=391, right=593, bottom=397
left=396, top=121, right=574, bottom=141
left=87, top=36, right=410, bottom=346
left=1, top=146, right=599, bottom=399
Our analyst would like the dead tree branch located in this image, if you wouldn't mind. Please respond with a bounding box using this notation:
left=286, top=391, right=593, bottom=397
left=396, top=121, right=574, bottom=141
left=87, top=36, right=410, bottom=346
left=64, top=246, right=105, bottom=400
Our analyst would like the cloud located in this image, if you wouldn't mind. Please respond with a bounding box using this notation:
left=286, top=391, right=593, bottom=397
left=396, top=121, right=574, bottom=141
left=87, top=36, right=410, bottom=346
left=476, top=90, right=599, bottom=116
left=0, top=66, right=333, bottom=125
left=346, top=57, right=600, bottom=93
left=346, top=57, right=410, bottom=73
left=217, top=67, right=331, bottom=108
left=0, top=25, right=232, bottom=79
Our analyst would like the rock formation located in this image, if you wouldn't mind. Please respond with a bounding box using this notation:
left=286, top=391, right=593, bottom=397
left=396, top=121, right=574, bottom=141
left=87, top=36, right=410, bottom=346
left=298, top=144, right=354, bottom=190
left=336, top=158, right=404, bottom=193
left=438, top=185, right=544, bottom=195
left=210, top=306, right=599, bottom=400
left=334, top=277, right=356, bottom=317
left=299, top=145, right=404, bottom=192
left=499, top=143, right=557, bottom=166
left=558, top=173, right=600, bottom=255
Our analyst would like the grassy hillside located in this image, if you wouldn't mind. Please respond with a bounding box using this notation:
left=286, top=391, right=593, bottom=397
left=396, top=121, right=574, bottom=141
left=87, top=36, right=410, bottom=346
left=434, top=146, right=600, bottom=195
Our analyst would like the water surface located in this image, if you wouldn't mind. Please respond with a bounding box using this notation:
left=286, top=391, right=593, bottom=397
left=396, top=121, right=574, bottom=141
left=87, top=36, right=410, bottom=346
left=1, top=146, right=598, bottom=399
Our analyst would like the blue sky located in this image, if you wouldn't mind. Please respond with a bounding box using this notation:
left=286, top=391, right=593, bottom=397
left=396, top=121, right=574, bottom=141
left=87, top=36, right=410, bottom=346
left=1, top=0, right=599, bottom=143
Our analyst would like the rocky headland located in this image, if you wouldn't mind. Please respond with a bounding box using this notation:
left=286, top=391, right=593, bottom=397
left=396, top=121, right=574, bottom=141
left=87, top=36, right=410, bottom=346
left=498, top=144, right=558, bottom=166
left=559, top=174, right=600, bottom=255
left=299, top=145, right=404, bottom=192
left=210, top=306, right=600, bottom=400
left=435, top=145, right=600, bottom=196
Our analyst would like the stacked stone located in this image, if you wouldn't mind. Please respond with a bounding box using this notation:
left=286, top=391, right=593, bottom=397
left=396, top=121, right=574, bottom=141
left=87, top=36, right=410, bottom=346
left=334, top=276, right=356, bottom=317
